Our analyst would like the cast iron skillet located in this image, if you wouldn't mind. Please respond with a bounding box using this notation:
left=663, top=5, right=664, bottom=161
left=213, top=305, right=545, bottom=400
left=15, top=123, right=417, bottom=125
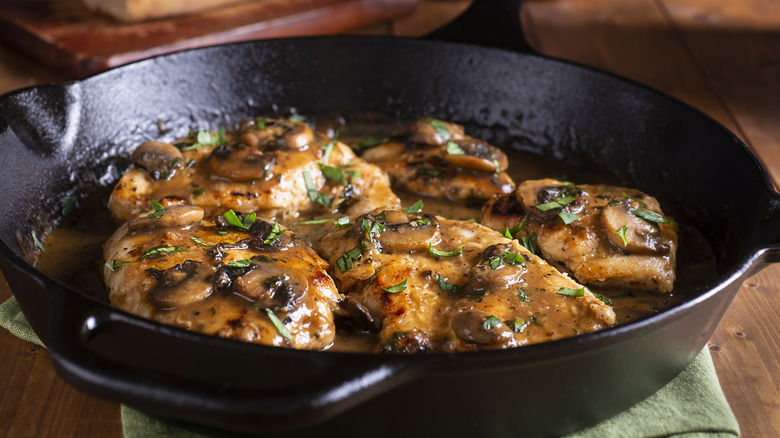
left=0, top=1, right=778, bottom=436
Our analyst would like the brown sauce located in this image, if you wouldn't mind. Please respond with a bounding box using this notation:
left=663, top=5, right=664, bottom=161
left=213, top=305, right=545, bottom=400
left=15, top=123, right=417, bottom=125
left=32, top=120, right=718, bottom=352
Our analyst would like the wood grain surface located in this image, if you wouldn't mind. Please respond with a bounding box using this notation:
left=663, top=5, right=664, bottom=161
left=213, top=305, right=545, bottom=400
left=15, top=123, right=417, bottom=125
left=1, top=0, right=779, bottom=436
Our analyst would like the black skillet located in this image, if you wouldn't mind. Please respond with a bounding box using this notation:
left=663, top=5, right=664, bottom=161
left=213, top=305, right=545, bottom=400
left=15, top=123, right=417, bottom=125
left=0, top=1, right=778, bottom=436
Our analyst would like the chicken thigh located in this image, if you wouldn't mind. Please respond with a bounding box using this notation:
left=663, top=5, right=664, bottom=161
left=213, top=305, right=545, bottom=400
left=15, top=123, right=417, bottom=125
left=108, top=118, right=400, bottom=223
left=357, top=119, right=515, bottom=201
left=103, top=205, right=341, bottom=349
left=318, top=207, right=616, bottom=353
left=481, top=178, right=677, bottom=293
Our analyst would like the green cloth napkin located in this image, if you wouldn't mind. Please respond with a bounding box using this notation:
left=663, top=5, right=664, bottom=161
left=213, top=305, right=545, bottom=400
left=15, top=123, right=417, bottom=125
left=1, top=297, right=740, bottom=437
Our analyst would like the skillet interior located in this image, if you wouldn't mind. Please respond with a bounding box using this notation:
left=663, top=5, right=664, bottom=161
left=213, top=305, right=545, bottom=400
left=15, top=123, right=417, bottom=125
left=0, top=37, right=776, bottom=436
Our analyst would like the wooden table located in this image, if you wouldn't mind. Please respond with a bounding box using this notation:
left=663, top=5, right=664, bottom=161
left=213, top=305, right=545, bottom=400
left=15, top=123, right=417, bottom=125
left=1, top=1, right=779, bottom=436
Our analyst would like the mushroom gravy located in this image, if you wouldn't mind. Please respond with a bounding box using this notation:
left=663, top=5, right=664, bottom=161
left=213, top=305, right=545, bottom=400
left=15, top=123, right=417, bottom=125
left=31, top=122, right=717, bottom=353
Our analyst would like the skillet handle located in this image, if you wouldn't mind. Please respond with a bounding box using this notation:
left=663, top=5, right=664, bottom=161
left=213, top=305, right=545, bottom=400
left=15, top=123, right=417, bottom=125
left=748, top=189, right=780, bottom=269
left=424, top=0, right=534, bottom=53
left=43, top=285, right=424, bottom=430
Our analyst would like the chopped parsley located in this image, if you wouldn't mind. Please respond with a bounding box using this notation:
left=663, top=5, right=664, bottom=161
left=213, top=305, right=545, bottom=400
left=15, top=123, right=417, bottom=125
left=558, top=212, right=580, bottom=224
left=321, top=132, right=338, bottom=163
left=356, top=137, right=389, bottom=151
left=536, top=196, right=576, bottom=212
left=436, top=274, right=461, bottom=294
left=424, top=118, right=451, bottom=141
left=256, top=117, right=267, bottom=130
left=520, top=233, right=538, bottom=255
left=182, top=129, right=224, bottom=151
left=192, top=188, right=205, bottom=198
left=446, top=141, right=464, bottom=155
left=303, top=170, right=331, bottom=206
left=31, top=230, right=48, bottom=254
left=147, top=199, right=167, bottom=218
left=190, top=236, right=211, bottom=246
left=556, top=287, right=586, bottom=297
left=591, top=291, right=613, bottom=306
left=505, top=316, right=528, bottom=332
left=404, top=199, right=424, bottom=214
left=614, top=225, right=629, bottom=246
left=319, top=163, right=359, bottom=186
left=360, top=218, right=386, bottom=240
left=502, top=216, right=527, bottom=239
left=631, top=208, right=672, bottom=224
left=428, top=244, right=463, bottom=258
left=224, top=210, right=256, bottom=230
left=488, top=251, right=525, bottom=269
left=263, top=222, right=286, bottom=244
left=380, top=279, right=408, bottom=294
left=225, top=258, right=252, bottom=268
left=139, top=246, right=186, bottom=259
left=265, top=308, right=292, bottom=341
left=105, top=260, right=130, bottom=272
left=517, top=287, right=531, bottom=302
left=292, top=216, right=349, bottom=226
left=493, top=159, right=501, bottom=174
left=61, top=196, right=77, bottom=216
left=336, top=246, right=362, bottom=272
left=482, top=315, right=502, bottom=331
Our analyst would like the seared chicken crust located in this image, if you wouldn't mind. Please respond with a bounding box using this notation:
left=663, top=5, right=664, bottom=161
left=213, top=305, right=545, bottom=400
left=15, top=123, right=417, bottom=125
left=482, top=178, right=678, bottom=293
left=103, top=205, right=341, bottom=349
left=318, top=208, right=616, bottom=353
left=109, top=118, right=400, bottom=223
left=358, top=119, right=515, bottom=201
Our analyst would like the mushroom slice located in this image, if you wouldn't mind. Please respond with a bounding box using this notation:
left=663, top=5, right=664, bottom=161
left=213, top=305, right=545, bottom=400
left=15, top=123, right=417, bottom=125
left=205, top=144, right=275, bottom=182
left=465, top=243, right=527, bottom=295
left=368, top=210, right=442, bottom=253
left=131, top=141, right=183, bottom=179
left=410, top=119, right=466, bottom=145
left=128, top=205, right=204, bottom=232
left=516, top=181, right=587, bottom=221
left=601, top=202, right=671, bottom=254
left=442, top=138, right=509, bottom=173
left=148, top=260, right=214, bottom=308
left=451, top=309, right=516, bottom=346
left=232, top=262, right=308, bottom=309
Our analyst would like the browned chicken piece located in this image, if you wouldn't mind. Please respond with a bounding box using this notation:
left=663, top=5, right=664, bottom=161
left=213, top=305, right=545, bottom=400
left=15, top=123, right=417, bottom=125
left=102, top=205, right=342, bottom=349
left=318, top=208, right=616, bottom=353
left=481, top=178, right=678, bottom=293
left=357, top=118, right=515, bottom=201
left=108, top=117, right=400, bottom=223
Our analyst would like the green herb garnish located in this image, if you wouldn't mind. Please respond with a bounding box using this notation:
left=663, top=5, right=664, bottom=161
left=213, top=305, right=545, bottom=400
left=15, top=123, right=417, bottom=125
left=630, top=208, right=672, bottom=224
left=446, top=141, right=464, bottom=155
left=224, top=210, right=256, bottom=230
left=321, top=132, right=338, bottom=163
left=356, top=137, right=389, bottom=151
left=404, top=199, right=424, bottom=214
left=303, top=170, right=331, bottom=206
left=518, top=287, right=531, bottom=302
left=105, top=260, right=130, bottom=272
left=591, top=291, right=613, bottom=306
left=225, top=258, right=252, bottom=268
left=505, top=317, right=528, bottom=332
left=436, top=274, right=461, bottom=294
left=336, top=246, right=363, bottom=272
left=139, top=246, right=186, bottom=259
left=482, top=315, right=502, bottom=331
left=256, top=118, right=267, bottom=130
left=31, top=230, right=48, bottom=254
left=264, top=308, right=292, bottom=341
left=556, top=287, right=586, bottom=297
left=182, top=129, right=223, bottom=150
left=502, top=216, right=527, bottom=239
left=147, top=199, right=166, bottom=218
left=520, top=233, right=538, bottom=255
left=192, top=188, right=205, bottom=198
left=428, top=244, right=463, bottom=258
left=319, top=164, right=359, bottom=186
left=536, top=196, right=576, bottom=211
left=380, top=279, right=408, bottom=294
left=614, top=225, right=629, bottom=246
left=61, top=196, right=77, bottom=216
left=191, top=236, right=211, bottom=246
left=263, top=222, right=286, bottom=244
left=424, top=118, right=451, bottom=141
left=558, top=212, right=580, bottom=224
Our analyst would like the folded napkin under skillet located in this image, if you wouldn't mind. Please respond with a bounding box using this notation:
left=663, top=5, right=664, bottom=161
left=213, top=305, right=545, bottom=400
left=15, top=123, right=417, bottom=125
left=0, top=297, right=739, bottom=438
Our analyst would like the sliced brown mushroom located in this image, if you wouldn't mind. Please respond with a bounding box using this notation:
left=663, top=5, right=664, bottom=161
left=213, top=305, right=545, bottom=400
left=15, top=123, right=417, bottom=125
left=465, top=243, right=526, bottom=295
left=410, top=119, right=465, bottom=145
left=451, top=309, right=515, bottom=345
left=205, top=144, right=275, bottom=182
left=128, top=205, right=204, bottom=233
left=131, top=141, right=183, bottom=179
left=600, top=203, right=671, bottom=254
left=357, top=210, right=442, bottom=253
left=516, top=181, right=587, bottom=222
left=441, top=139, right=509, bottom=173
left=148, top=260, right=214, bottom=308
left=232, top=262, right=308, bottom=309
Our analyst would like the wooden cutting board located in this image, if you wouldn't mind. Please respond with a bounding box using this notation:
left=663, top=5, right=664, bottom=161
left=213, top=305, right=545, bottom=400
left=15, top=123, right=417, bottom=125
left=0, top=0, right=419, bottom=78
